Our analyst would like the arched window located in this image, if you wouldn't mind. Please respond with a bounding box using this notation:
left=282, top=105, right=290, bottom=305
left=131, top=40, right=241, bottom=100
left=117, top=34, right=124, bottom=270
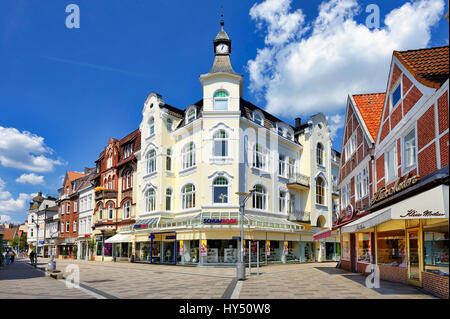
left=182, top=142, right=196, bottom=169
left=166, top=118, right=173, bottom=132
left=98, top=205, right=103, bottom=220
left=145, top=188, right=156, bottom=212
left=213, top=130, right=228, bottom=157
left=279, top=191, right=287, bottom=213
left=187, top=107, right=196, bottom=124
left=252, top=185, right=267, bottom=210
left=213, top=90, right=229, bottom=110
left=104, top=178, right=107, bottom=188
left=182, top=183, right=196, bottom=209
left=108, top=203, right=114, bottom=220
left=108, top=177, right=112, bottom=190
left=122, top=170, right=131, bottom=190
left=165, top=188, right=172, bottom=211
left=112, top=176, right=115, bottom=190
left=317, top=143, right=324, bottom=166
left=213, top=177, right=228, bottom=203
left=166, top=148, right=172, bottom=171
left=316, top=177, right=325, bottom=205
left=253, top=112, right=263, bottom=126
left=148, top=117, right=155, bottom=136
left=253, top=144, right=267, bottom=170
left=146, top=149, right=156, bottom=174
left=123, top=200, right=131, bottom=219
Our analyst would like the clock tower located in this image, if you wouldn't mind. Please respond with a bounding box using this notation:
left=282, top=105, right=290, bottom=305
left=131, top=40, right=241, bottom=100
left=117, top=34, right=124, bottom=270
left=199, top=16, right=243, bottom=112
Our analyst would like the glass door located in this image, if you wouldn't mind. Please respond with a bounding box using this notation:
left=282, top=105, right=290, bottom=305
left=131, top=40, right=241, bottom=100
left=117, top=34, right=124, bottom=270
left=407, top=230, right=421, bottom=286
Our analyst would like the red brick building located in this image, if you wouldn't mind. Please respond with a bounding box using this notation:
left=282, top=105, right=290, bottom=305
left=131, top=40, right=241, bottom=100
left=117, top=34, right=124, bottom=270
left=56, top=171, right=88, bottom=259
left=338, top=45, right=449, bottom=298
left=91, top=129, right=140, bottom=261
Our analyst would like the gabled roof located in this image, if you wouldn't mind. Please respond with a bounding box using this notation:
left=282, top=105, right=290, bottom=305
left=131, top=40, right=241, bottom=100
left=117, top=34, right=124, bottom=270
left=394, top=45, right=449, bottom=89
left=67, top=171, right=85, bottom=182
left=351, top=93, right=386, bottom=142
left=0, top=227, right=18, bottom=240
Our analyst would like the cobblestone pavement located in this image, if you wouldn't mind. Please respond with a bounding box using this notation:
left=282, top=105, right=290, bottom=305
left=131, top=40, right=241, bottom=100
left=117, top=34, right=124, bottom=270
left=0, top=259, right=94, bottom=299
left=0, top=258, right=437, bottom=299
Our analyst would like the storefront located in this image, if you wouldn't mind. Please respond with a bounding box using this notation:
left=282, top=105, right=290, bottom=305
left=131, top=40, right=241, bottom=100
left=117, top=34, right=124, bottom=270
left=341, top=183, right=449, bottom=298
left=124, top=212, right=310, bottom=266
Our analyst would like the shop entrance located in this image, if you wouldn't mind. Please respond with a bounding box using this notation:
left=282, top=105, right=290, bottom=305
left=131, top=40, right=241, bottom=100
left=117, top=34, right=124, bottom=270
left=407, top=229, right=421, bottom=286
left=149, top=232, right=177, bottom=265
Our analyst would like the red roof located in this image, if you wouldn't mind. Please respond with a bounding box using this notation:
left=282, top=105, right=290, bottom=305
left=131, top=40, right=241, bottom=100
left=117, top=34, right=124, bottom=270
left=0, top=227, right=18, bottom=241
left=67, top=171, right=85, bottom=181
left=352, top=92, right=386, bottom=141
left=394, top=45, right=449, bottom=89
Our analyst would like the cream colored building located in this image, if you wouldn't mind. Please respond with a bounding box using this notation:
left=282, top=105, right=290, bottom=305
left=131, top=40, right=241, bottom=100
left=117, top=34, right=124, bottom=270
left=115, top=21, right=340, bottom=265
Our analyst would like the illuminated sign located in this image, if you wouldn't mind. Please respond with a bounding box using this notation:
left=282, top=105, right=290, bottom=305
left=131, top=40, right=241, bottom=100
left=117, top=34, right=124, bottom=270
left=202, top=218, right=237, bottom=224
left=372, top=174, right=420, bottom=205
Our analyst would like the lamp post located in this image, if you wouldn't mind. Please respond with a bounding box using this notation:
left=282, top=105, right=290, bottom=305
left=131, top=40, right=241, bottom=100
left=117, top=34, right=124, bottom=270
left=235, top=188, right=256, bottom=281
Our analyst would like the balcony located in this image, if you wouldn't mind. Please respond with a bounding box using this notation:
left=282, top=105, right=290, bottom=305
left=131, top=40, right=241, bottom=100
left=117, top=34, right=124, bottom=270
left=95, top=189, right=117, bottom=201
left=287, top=210, right=311, bottom=223
left=287, top=173, right=310, bottom=190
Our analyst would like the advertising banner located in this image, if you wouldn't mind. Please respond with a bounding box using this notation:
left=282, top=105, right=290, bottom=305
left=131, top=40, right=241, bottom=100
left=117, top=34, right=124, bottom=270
left=179, top=240, right=184, bottom=254
left=200, top=240, right=207, bottom=257
left=243, top=240, right=247, bottom=256
left=284, top=241, right=288, bottom=255
left=266, top=241, right=270, bottom=256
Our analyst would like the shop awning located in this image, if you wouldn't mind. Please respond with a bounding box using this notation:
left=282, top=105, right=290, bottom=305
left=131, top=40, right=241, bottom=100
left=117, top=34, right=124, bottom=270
left=342, top=184, right=448, bottom=234
left=245, top=214, right=305, bottom=231
left=312, top=229, right=332, bottom=241
left=133, top=217, right=160, bottom=229
left=105, top=234, right=132, bottom=243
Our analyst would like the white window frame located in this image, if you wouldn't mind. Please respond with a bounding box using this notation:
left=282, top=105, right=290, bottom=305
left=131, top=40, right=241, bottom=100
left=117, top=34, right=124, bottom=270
left=279, top=190, right=287, bottom=213
left=123, top=200, right=131, bottom=219
left=252, top=184, right=267, bottom=210
left=145, top=188, right=156, bottom=212
left=108, top=203, right=114, bottom=220
left=344, top=132, right=357, bottom=162
left=315, top=176, right=326, bottom=206
left=181, top=183, right=196, bottom=209
left=253, top=111, right=264, bottom=126
left=146, top=149, right=157, bottom=174
left=73, top=220, right=77, bottom=232
left=212, top=177, right=229, bottom=204
left=165, top=187, right=172, bottom=211
left=212, top=130, right=229, bottom=158
left=317, top=143, right=324, bottom=166
left=181, top=142, right=196, bottom=170
left=278, top=154, right=286, bottom=177
left=186, top=107, right=196, bottom=124
left=253, top=144, right=268, bottom=171
left=385, top=144, right=398, bottom=184
left=213, top=90, right=229, bottom=111
left=98, top=206, right=103, bottom=221
left=66, top=222, right=70, bottom=233
left=389, top=78, right=403, bottom=113
left=401, top=127, right=417, bottom=174
left=148, top=116, right=155, bottom=136
left=166, top=148, right=172, bottom=172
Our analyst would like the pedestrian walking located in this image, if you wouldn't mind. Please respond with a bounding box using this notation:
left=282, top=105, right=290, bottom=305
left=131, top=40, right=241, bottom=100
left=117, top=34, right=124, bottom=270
left=29, top=250, right=35, bottom=265
left=10, top=250, right=15, bottom=263
left=5, top=251, right=11, bottom=265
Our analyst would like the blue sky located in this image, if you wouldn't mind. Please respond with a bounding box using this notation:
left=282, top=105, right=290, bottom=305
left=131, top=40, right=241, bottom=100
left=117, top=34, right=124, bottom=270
left=0, top=0, right=448, bottom=224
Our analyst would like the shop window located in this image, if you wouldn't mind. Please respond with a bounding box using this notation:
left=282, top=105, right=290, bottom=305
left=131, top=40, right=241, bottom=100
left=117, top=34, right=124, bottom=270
left=357, top=233, right=371, bottom=263
left=213, top=177, right=228, bottom=203
left=423, top=223, right=449, bottom=277
left=377, top=230, right=406, bottom=267
left=341, top=233, right=350, bottom=260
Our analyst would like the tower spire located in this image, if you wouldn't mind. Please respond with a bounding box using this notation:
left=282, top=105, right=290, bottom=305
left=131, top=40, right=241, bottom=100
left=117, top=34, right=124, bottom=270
left=220, top=6, right=224, bottom=29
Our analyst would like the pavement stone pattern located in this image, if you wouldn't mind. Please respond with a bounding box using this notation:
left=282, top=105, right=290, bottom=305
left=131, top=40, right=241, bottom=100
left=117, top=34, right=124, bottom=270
left=0, top=258, right=437, bottom=299
left=0, top=259, right=94, bottom=299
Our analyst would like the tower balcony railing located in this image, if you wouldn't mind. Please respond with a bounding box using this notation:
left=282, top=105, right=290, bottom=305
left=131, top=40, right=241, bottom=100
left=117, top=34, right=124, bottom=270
left=95, top=189, right=117, bottom=201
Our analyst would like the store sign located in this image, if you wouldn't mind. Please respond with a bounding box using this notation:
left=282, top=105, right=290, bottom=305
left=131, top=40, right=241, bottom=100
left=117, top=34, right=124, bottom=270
left=165, top=235, right=176, bottom=240
left=203, top=218, right=237, bottom=224
left=95, top=235, right=103, bottom=241
left=38, top=240, right=45, bottom=245
left=372, top=174, right=420, bottom=205
left=200, top=240, right=207, bottom=257
left=399, top=209, right=445, bottom=218
left=65, top=238, right=76, bottom=244
left=134, top=224, right=148, bottom=229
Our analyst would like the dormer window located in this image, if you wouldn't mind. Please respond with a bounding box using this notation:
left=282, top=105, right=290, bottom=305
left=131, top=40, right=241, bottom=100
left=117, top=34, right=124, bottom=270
left=253, top=112, right=264, bottom=126
left=187, top=107, right=196, bottom=124
left=213, top=90, right=229, bottom=110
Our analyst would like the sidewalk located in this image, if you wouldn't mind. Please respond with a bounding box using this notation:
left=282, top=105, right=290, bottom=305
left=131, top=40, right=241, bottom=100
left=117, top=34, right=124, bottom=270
left=0, top=258, right=93, bottom=299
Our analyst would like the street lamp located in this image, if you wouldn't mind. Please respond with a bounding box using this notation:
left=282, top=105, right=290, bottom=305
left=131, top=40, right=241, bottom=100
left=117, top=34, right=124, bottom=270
left=235, top=188, right=256, bottom=281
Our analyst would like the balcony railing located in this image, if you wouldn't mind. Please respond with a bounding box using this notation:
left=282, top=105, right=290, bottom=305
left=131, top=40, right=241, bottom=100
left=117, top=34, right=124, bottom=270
left=95, top=189, right=117, bottom=201
left=287, top=173, right=310, bottom=187
left=287, top=210, right=311, bottom=223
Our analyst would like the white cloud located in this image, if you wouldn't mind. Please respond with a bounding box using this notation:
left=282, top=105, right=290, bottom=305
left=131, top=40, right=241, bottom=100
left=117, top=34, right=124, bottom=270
left=0, top=126, right=65, bottom=172
left=16, top=173, right=45, bottom=185
left=327, top=113, right=345, bottom=140
left=248, top=0, right=444, bottom=119
left=0, top=177, right=34, bottom=214
left=0, top=214, right=11, bottom=223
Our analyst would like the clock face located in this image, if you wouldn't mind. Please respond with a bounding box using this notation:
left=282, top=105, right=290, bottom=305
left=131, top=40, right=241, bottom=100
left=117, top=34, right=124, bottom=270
left=216, top=43, right=229, bottom=54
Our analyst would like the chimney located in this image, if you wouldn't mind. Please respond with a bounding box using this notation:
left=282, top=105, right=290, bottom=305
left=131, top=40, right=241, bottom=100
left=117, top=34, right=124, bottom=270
left=295, top=117, right=301, bottom=128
